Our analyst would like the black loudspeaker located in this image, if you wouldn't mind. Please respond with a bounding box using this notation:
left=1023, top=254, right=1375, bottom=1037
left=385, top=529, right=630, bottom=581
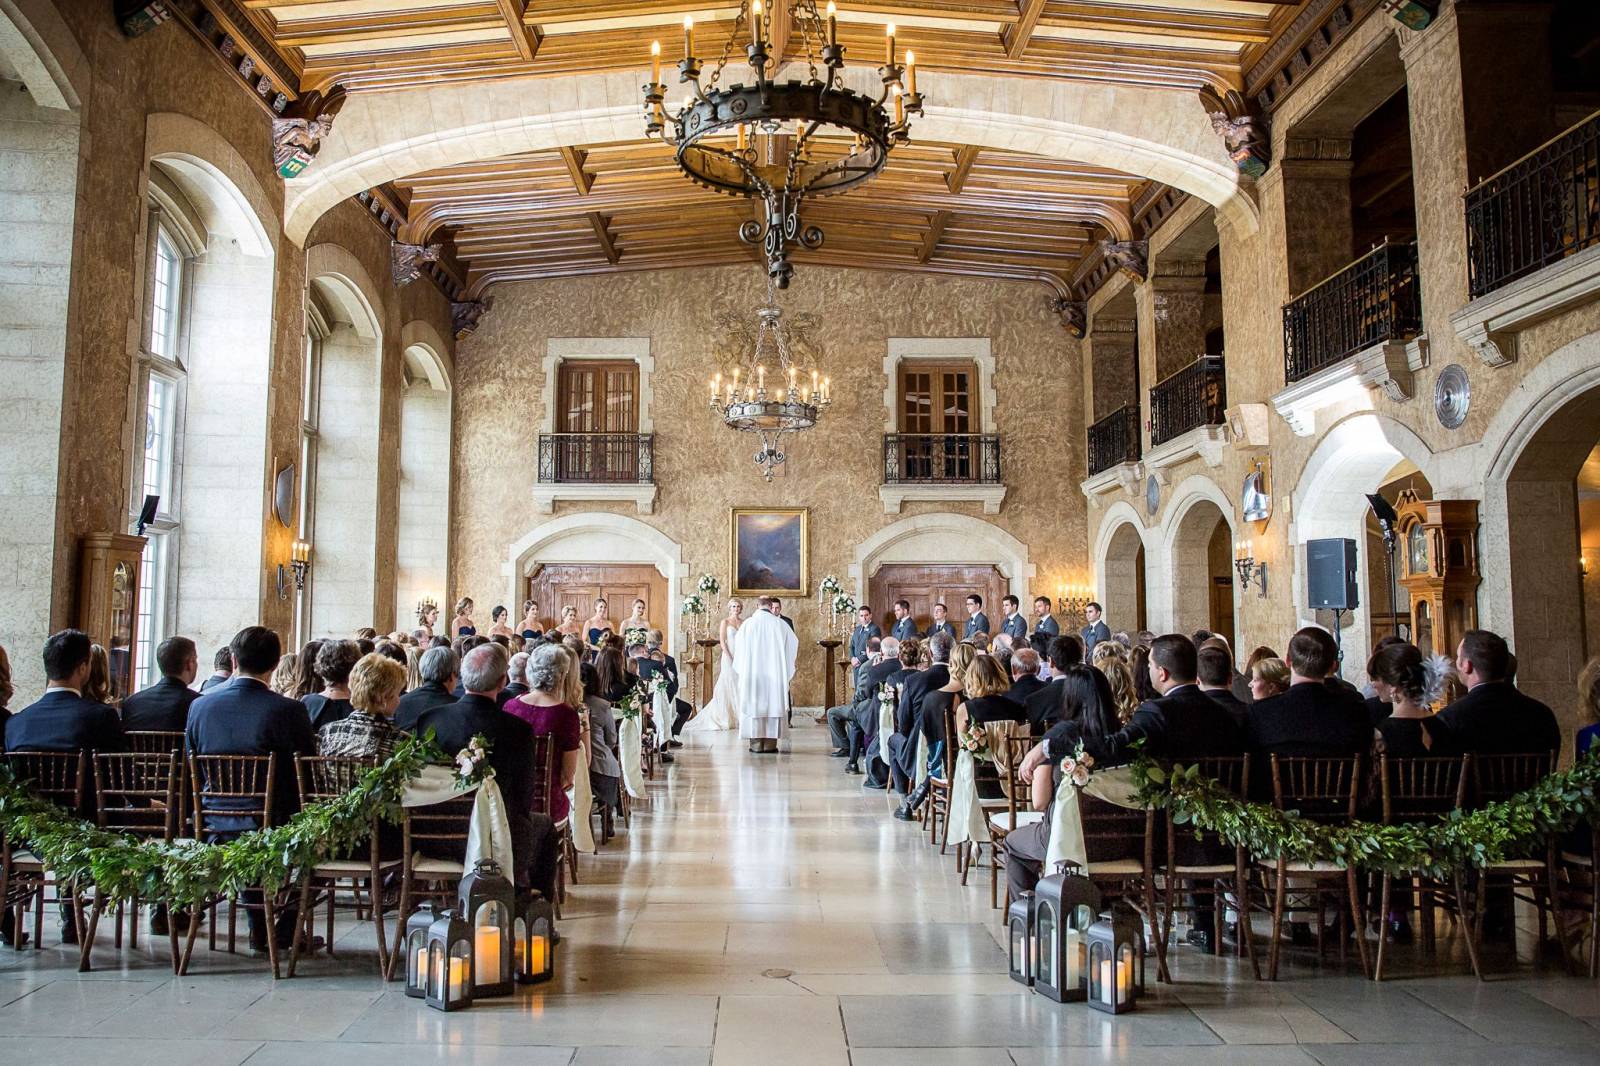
left=136, top=494, right=160, bottom=537
left=1306, top=538, right=1359, bottom=610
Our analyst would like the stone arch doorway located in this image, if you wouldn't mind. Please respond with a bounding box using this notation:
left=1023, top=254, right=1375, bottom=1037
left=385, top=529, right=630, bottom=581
left=1164, top=495, right=1235, bottom=648
left=1094, top=505, right=1148, bottom=637
left=849, top=512, right=1036, bottom=609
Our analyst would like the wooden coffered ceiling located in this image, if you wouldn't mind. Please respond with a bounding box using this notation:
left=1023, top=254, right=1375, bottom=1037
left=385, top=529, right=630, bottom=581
left=392, top=139, right=1150, bottom=296
left=234, top=0, right=1303, bottom=96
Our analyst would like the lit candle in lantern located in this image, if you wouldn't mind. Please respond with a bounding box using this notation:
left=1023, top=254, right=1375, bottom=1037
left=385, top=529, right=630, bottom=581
left=650, top=39, right=661, bottom=84
left=1064, top=928, right=1079, bottom=986
left=905, top=50, right=916, bottom=95
left=885, top=22, right=895, bottom=64
left=683, top=15, right=695, bottom=59
left=752, top=0, right=764, bottom=44
left=1099, top=958, right=1113, bottom=1006
left=473, top=925, right=501, bottom=982
left=449, top=956, right=468, bottom=998
left=527, top=935, right=548, bottom=975
left=827, top=1, right=838, bottom=46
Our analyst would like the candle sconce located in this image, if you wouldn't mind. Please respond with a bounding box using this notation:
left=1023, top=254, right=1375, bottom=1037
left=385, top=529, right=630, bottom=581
left=1233, top=541, right=1267, bottom=598
left=277, top=540, right=311, bottom=600
left=1055, top=586, right=1091, bottom=630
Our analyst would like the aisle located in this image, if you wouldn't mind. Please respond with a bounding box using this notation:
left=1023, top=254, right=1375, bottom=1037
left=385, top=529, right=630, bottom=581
left=2, top=722, right=1598, bottom=1065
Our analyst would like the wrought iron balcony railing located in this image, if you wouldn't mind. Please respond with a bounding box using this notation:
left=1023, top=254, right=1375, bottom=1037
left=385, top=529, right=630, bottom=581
left=882, top=433, right=1001, bottom=485
left=1086, top=404, right=1142, bottom=477
left=1282, top=239, right=1422, bottom=384
left=537, top=433, right=654, bottom=484
left=1149, top=355, right=1226, bottom=447
left=1465, top=109, right=1600, bottom=299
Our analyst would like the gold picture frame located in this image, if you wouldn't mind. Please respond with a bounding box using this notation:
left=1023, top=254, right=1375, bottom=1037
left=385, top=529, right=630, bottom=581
left=730, top=507, right=809, bottom=598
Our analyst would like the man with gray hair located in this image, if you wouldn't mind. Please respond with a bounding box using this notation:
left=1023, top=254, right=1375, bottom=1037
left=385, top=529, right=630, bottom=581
left=503, top=651, right=531, bottom=703
left=888, top=629, right=952, bottom=812
left=827, top=635, right=882, bottom=757
left=418, top=645, right=559, bottom=900
left=843, top=635, right=900, bottom=775
left=395, top=645, right=459, bottom=733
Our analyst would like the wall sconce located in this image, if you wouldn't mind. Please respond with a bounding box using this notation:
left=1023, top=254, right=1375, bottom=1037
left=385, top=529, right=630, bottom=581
left=277, top=540, right=312, bottom=600
left=1583, top=554, right=1590, bottom=578
left=1234, top=540, right=1267, bottom=599
left=1056, top=582, right=1091, bottom=628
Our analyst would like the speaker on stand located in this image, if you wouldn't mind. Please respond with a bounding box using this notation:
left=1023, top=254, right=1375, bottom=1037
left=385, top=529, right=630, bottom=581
left=1305, top=537, right=1359, bottom=667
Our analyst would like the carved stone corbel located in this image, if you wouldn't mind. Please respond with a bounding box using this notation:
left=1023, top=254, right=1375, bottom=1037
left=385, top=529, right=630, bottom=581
left=1099, top=240, right=1149, bottom=284
left=452, top=297, right=493, bottom=339
left=1198, top=87, right=1270, bottom=179
left=1052, top=298, right=1087, bottom=339
left=393, top=242, right=444, bottom=287
left=272, top=89, right=346, bottom=179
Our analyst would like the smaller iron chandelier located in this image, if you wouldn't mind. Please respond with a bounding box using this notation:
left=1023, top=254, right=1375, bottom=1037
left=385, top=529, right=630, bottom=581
left=644, top=1, right=925, bottom=288
left=709, top=280, right=832, bottom=479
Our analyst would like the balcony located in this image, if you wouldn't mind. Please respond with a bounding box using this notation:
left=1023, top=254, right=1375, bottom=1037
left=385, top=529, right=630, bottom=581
left=1081, top=405, right=1143, bottom=498
left=532, top=433, right=657, bottom=514
left=1145, top=355, right=1228, bottom=474
left=1274, top=241, right=1426, bottom=436
left=879, top=433, right=1006, bottom=514
left=1452, top=110, right=1600, bottom=365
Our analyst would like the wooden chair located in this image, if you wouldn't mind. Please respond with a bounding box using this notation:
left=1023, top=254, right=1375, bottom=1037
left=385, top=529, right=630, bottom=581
left=1080, top=787, right=1168, bottom=983
left=81, top=750, right=182, bottom=971
left=1373, top=754, right=1470, bottom=981
left=122, top=730, right=188, bottom=837
left=384, top=793, right=475, bottom=980
left=1, top=752, right=87, bottom=952
left=927, top=702, right=957, bottom=854
left=986, top=735, right=1044, bottom=910
left=956, top=720, right=1029, bottom=884
left=1462, top=751, right=1571, bottom=978
left=289, top=756, right=401, bottom=977
left=1257, top=755, right=1369, bottom=980
left=1557, top=821, right=1599, bottom=978
left=1159, top=755, right=1260, bottom=981
left=527, top=732, right=570, bottom=915
left=182, top=754, right=280, bottom=977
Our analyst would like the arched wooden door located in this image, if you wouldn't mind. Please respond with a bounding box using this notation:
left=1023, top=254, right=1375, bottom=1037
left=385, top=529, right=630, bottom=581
left=526, top=563, right=667, bottom=635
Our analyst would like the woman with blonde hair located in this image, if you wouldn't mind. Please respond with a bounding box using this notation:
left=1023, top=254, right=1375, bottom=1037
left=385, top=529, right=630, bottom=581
left=451, top=597, right=476, bottom=638
left=317, top=652, right=407, bottom=760
left=1099, top=655, right=1140, bottom=724
left=403, top=644, right=422, bottom=692
left=554, top=604, right=582, bottom=639
left=84, top=644, right=115, bottom=706
left=1248, top=656, right=1291, bottom=701
left=270, top=652, right=299, bottom=696
left=1576, top=656, right=1600, bottom=757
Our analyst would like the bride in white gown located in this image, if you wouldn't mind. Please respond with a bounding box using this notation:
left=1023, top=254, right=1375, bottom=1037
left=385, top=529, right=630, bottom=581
left=683, top=599, right=743, bottom=732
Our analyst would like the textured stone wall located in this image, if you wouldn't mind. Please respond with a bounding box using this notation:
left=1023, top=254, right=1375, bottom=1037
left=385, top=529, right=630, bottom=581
left=450, top=266, right=1086, bottom=704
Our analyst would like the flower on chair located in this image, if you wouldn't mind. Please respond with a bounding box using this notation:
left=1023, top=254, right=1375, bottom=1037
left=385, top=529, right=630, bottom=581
left=453, top=734, right=494, bottom=790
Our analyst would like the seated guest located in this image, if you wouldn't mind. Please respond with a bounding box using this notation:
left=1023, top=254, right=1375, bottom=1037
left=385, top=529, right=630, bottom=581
left=1424, top=629, right=1561, bottom=756
left=1248, top=656, right=1290, bottom=701
left=829, top=636, right=881, bottom=756
left=639, top=631, right=693, bottom=749
left=894, top=642, right=973, bottom=821
left=1005, top=665, right=1123, bottom=899
left=6, top=629, right=125, bottom=758
left=185, top=626, right=315, bottom=953
left=1245, top=628, right=1370, bottom=782
left=1578, top=657, right=1600, bottom=758
left=502, top=651, right=531, bottom=702
left=845, top=636, right=901, bottom=774
left=420, top=645, right=557, bottom=899
left=374, top=642, right=408, bottom=667
left=290, top=640, right=323, bottom=700
left=1097, top=654, right=1139, bottom=725
left=270, top=653, right=299, bottom=696
left=84, top=644, right=116, bottom=706
left=1024, top=634, right=1084, bottom=734
left=581, top=662, right=622, bottom=813
left=395, top=646, right=459, bottom=733
left=302, top=639, right=361, bottom=730
left=317, top=652, right=407, bottom=760
left=504, top=644, right=584, bottom=826
left=121, top=636, right=201, bottom=732
left=1368, top=641, right=1445, bottom=759
left=957, top=653, right=1026, bottom=727
left=199, top=645, right=233, bottom=692
left=1130, top=645, right=1158, bottom=701
left=1197, top=644, right=1249, bottom=730
left=1005, top=648, right=1046, bottom=706
left=862, top=638, right=920, bottom=789
left=887, top=631, right=952, bottom=795
left=594, top=645, right=635, bottom=705
left=1363, top=634, right=1406, bottom=725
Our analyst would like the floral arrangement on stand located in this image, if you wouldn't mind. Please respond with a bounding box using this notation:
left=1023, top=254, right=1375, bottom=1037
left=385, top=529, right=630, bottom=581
left=818, top=575, right=843, bottom=623
left=830, top=590, right=855, bottom=640
left=697, top=574, right=721, bottom=599
left=681, top=593, right=707, bottom=645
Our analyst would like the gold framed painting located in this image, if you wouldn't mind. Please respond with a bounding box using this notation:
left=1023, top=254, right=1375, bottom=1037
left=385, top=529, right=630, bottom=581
left=730, top=507, right=809, bottom=598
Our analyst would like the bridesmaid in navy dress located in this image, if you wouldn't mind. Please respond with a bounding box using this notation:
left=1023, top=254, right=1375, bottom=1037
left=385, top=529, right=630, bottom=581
left=451, top=597, right=476, bottom=638
left=519, top=599, right=542, bottom=641
left=584, top=597, right=614, bottom=649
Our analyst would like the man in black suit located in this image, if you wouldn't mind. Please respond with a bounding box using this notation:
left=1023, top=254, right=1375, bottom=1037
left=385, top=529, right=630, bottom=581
left=199, top=645, right=233, bottom=692
left=962, top=594, right=990, bottom=640
left=502, top=651, right=531, bottom=703
left=999, top=596, right=1027, bottom=645
left=863, top=638, right=920, bottom=789
left=848, top=605, right=882, bottom=668
left=1005, top=647, right=1046, bottom=707
left=1245, top=627, right=1370, bottom=769
left=417, top=645, right=559, bottom=900
left=638, top=634, right=693, bottom=754
left=844, top=637, right=902, bottom=774
left=1197, top=644, right=1249, bottom=730
left=121, top=636, right=201, bottom=732
left=889, top=600, right=918, bottom=642
left=185, top=627, right=315, bottom=953
left=1024, top=634, right=1084, bottom=734
left=887, top=631, right=952, bottom=801
left=829, top=636, right=880, bottom=756
left=1425, top=629, right=1561, bottom=756
left=396, top=646, right=459, bottom=733
left=926, top=602, right=957, bottom=643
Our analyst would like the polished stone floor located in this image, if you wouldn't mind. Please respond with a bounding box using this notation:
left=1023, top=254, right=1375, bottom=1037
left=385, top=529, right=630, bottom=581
left=1, top=723, right=1597, bottom=1065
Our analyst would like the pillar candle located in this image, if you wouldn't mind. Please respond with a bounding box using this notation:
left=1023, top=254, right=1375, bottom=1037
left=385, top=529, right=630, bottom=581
left=449, top=956, right=468, bottom=998
left=474, top=926, right=501, bottom=982
left=527, top=935, right=548, bottom=975
left=1099, top=958, right=1113, bottom=1005
left=885, top=23, right=895, bottom=64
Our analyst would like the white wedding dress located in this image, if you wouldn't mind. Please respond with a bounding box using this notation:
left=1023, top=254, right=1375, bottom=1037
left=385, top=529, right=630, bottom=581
left=683, top=623, right=739, bottom=732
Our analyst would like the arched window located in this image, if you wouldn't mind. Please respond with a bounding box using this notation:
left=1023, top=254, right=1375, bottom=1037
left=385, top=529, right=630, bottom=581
left=396, top=339, right=451, bottom=627
left=297, top=297, right=328, bottom=644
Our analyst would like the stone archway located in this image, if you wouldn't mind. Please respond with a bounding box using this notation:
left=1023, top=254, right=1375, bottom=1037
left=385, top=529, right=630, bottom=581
left=504, top=513, right=688, bottom=654
left=1154, top=475, right=1238, bottom=643
left=1093, top=502, right=1148, bottom=636
left=849, top=512, right=1035, bottom=603
left=1479, top=332, right=1600, bottom=734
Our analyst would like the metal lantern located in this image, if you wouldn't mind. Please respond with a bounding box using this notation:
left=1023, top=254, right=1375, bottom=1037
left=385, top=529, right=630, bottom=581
left=1007, top=891, right=1035, bottom=986
left=1086, top=902, right=1146, bottom=1015
left=423, top=910, right=473, bottom=1012
left=402, top=902, right=438, bottom=999
left=458, top=858, right=516, bottom=998
left=1034, top=861, right=1102, bottom=1004
left=514, top=890, right=556, bottom=985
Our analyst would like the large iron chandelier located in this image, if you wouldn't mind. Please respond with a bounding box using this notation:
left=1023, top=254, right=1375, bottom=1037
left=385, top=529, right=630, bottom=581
left=644, top=1, right=925, bottom=288
left=708, top=280, right=833, bottom=479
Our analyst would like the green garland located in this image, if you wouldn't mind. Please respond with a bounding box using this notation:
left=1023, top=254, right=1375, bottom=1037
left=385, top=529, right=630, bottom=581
left=0, top=736, right=441, bottom=906
left=1131, top=752, right=1600, bottom=879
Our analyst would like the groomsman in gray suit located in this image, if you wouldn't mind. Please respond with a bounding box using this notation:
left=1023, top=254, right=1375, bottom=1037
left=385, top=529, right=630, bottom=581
left=848, top=605, right=881, bottom=667
left=1031, top=596, right=1060, bottom=638
left=926, top=602, right=957, bottom=643
left=890, top=600, right=919, bottom=642
left=999, top=595, right=1027, bottom=644
left=962, top=594, right=990, bottom=639
left=1080, top=601, right=1111, bottom=656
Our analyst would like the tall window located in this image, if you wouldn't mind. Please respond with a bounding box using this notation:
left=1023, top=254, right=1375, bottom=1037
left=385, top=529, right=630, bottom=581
left=131, top=214, right=189, bottom=686
left=297, top=305, right=326, bottom=644
left=555, top=360, right=639, bottom=481
left=896, top=361, right=975, bottom=480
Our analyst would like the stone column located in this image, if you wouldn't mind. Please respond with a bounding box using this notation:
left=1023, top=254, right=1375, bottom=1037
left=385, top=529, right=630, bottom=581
left=1135, top=260, right=1209, bottom=387
left=1085, top=317, right=1137, bottom=422
left=1277, top=139, right=1355, bottom=296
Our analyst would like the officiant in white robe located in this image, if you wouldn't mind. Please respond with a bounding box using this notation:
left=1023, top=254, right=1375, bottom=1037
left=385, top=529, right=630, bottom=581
left=735, top=597, right=798, bottom=753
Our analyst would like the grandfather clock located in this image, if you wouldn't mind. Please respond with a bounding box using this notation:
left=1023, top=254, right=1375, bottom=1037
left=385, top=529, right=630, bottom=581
left=1394, top=493, right=1480, bottom=660
left=77, top=532, right=146, bottom=701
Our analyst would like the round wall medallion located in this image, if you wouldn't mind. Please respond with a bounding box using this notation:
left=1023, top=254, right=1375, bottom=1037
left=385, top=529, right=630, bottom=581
left=1434, top=363, right=1471, bottom=429
left=1145, top=474, right=1161, bottom=517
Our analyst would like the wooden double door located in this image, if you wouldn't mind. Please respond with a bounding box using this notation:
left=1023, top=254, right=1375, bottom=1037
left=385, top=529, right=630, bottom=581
left=866, top=564, right=1009, bottom=637
left=525, top=563, right=667, bottom=635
